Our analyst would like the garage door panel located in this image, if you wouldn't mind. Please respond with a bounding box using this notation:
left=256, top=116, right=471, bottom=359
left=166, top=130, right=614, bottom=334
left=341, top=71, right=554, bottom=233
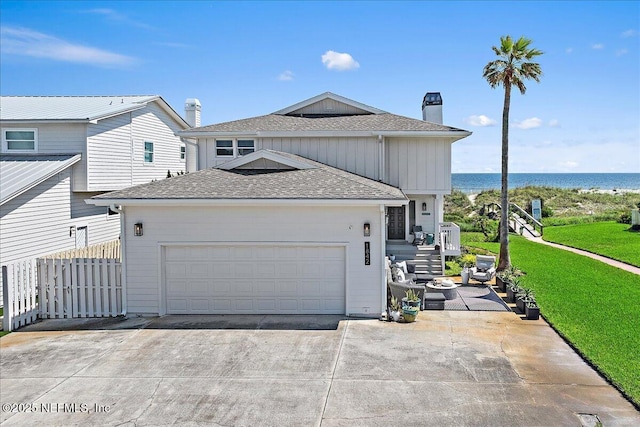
left=165, top=245, right=345, bottom=314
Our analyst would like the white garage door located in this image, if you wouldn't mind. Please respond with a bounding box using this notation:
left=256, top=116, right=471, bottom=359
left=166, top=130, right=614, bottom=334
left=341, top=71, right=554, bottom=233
left=164, top=245, right=345, bottom=314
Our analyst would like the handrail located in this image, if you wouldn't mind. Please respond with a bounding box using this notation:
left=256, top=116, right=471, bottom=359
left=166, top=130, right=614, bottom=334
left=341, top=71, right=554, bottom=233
left=510, top=203, right=544, bottom=235
left=483, top=202, right=544, bottom=235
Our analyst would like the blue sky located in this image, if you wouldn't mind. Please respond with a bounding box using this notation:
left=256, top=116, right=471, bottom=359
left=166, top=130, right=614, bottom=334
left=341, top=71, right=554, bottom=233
left=1, top=1, right=638, bottom=173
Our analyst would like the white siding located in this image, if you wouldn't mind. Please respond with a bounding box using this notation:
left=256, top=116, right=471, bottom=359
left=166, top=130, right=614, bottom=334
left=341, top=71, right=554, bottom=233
left=1, top=123, right=88, bottom=191
left=70, top=192, right=120, bottom=245
left=87, top=113, right=133, bottom=190
left=385, top=137, right=453, bottom=194
left=122, top=205, right=383, bottom=316
left=0, top=170, right=75, bottom=265
left=85, top=101, right=186, bottom=191
left=131, top=103, right=186, bottom=184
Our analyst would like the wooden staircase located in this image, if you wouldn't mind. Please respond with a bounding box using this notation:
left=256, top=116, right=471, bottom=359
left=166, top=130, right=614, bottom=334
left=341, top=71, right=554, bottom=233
left=386, top=242, right=444, bottom=280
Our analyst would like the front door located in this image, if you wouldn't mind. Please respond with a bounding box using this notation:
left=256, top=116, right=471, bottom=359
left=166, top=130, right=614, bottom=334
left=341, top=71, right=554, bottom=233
left=387, top=206, right=405, bottom=240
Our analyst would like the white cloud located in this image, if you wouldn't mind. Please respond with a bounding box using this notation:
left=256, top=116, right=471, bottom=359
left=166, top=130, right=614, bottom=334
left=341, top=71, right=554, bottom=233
left=565, top=47, right=573, bottom=54
left=0, top=26, right=136, bottom=67
left=83, top=8, right=154, bottom=30
left=278, top=70, right=295, bottom=81
left=591, top=43, right=604, bottom=50
left=621, top=29, right=638, bottom=38
left=616, top=48, right=628, bottom=57
left=321, top=50, right=360, bottom=71
left=559, top=161, right=579, bottom=169
left=465, top=115, right=496, bottom=127
left=548, top=119, right=560, bottom=127
left=514, top=117, right=543, bottom=130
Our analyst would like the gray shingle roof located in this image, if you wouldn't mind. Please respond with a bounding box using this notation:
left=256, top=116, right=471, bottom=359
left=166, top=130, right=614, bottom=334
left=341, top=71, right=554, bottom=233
left=183, top=112, right=465, bottom=134
left=92, top=150, right=406, bottom=202
left=0, top=154, right=81, bottom=204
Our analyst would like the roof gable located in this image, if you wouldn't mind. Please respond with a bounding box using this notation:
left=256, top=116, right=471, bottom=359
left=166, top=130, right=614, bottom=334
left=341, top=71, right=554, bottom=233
left=273, top=92, right=385, bottom=117
left=217, top=150, right=316, bottom=171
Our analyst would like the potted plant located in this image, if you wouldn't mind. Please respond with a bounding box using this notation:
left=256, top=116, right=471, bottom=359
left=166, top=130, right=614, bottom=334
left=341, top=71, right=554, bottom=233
left=402, top=288, right=421, bottom=309
left=506, top=278, right=521, bottom=303
left=402, top=305, right=419, bottom=323
left=516, top=287, right=534, bottom=313
left=496, top=265, right=523, bottom=293
left=389, top=297, right=401, bottom=322
left=461, top=263, right=470, bottom=285
left=525, top=301, right=540, bottom=320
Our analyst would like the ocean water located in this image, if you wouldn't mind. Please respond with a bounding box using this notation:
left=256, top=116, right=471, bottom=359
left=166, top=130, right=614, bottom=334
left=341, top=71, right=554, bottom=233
left=451, top=173, right=640, bottom=194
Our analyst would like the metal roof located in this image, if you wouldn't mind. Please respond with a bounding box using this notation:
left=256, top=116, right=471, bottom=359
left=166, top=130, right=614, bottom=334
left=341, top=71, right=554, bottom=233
left=91, top=150, right=407, bottom=203
left=0, top=96, right=188, bottom=127
left=0, top=154, right=81, bottom=205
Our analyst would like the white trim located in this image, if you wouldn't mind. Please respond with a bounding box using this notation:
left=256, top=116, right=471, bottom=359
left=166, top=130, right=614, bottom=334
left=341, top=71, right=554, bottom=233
left=88, top=198, right=408, bottom=207
left=217, top=149, right=316, bottom=171
left=273, top=92, right=386, bottom=115
left=1, top=128, right=38, bottom=153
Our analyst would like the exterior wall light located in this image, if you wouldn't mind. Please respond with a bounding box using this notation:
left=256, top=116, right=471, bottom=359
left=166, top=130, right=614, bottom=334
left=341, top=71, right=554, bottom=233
left=422, top=202, right=427, bottom=211
left=134, top=222, right=143, bottom=236
left=364, top=222, right=371, bottom=237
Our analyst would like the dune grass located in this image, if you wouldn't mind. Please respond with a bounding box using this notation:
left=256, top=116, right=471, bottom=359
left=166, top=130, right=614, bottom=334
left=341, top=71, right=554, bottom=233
left=543, top=221, right=640, bottom=267
left=461, top=232, right=640, bottom=407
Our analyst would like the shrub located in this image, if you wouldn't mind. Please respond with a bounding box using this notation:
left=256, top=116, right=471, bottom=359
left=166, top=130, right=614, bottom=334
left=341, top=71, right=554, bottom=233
left=619, top=212, right=632, bottom=225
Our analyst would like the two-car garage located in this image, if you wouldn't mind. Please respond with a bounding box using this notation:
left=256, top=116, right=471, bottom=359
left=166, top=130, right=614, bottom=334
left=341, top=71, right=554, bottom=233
left=163, top=244, right=346, bottom=314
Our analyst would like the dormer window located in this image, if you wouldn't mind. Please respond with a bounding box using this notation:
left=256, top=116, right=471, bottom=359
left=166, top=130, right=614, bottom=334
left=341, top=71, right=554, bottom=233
left=2, top=129, right=37, bottom=152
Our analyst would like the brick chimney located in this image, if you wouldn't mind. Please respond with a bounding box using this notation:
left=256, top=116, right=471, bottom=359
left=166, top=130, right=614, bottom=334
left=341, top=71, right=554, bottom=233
left=422, top=92, right=442, bottom=124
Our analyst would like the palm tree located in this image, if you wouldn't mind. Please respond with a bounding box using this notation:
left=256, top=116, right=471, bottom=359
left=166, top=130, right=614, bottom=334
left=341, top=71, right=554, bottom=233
left=483, top=35, right=543, bottom=271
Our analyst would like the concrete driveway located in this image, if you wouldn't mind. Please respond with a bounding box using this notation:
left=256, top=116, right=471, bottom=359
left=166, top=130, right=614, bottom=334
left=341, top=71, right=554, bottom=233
left=1, top=312, right=638, bottom=426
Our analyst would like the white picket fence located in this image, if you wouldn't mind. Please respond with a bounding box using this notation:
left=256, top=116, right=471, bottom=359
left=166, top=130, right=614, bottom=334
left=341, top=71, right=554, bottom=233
left=2, top=259, right=39, bottom=332
left=2, top=258, right=122, bottom=332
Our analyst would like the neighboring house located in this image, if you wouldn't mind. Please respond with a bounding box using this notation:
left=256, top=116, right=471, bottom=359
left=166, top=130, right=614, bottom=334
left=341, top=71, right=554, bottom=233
left=0, top=96, right=191, bottom=294
left=88, top=92, right=471, bottom=317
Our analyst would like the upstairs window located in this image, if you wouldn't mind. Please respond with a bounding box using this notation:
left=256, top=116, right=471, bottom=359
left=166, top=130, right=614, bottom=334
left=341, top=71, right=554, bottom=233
left=237, top=139, right=255, bottom=156
left=216, top=139, right=233, bottom=157
left=3, top=129, right=37, bottom=152
left=180, top=145, right=186, bottom=161
left=144, top=141, right=154, bottom=163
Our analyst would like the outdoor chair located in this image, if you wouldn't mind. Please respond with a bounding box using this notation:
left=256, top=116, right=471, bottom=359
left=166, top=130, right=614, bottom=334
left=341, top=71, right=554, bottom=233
left=470, top=255, right=497, bottom=284
left=412, top=225, right=426, bottom=246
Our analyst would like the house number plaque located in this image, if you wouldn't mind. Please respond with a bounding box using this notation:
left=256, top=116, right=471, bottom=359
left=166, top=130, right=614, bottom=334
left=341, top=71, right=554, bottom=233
left=364, top=242, right=370, bottom=265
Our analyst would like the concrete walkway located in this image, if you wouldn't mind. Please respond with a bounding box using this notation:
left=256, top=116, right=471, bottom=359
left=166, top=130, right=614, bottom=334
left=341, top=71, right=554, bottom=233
left=524, top=235, right=640, bottom=276
left=1, top=314, right=638, bottom=426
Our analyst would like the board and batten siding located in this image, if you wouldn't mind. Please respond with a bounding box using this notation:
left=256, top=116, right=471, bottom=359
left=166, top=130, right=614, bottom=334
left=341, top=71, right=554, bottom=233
left=131, top=103, right=186, bottom=184
left=202, top=136, right=381, bottom=181
left=1, top=123, right=89, bottom=191
left=385, top=137, right=453, bottom=194
left=292, top=99, right=370, bottom=116
left=122, top=205, right=384, bottom=316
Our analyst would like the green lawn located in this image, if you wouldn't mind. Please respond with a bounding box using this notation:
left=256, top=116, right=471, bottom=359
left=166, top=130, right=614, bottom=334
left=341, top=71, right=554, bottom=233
left=461, top=233, right=640, bottom=407
left=543, top=221, right=640, bottom=267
